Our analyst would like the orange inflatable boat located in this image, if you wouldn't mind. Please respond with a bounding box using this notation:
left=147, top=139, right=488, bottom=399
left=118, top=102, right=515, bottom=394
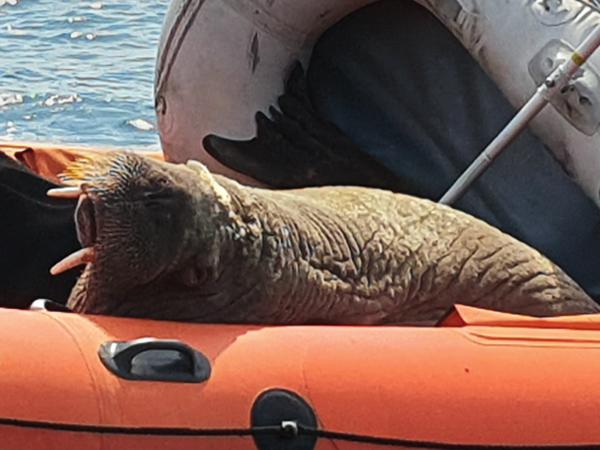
left=3, top=303, right=600, bottom=450
left=3, top=143, right=600, bottom=449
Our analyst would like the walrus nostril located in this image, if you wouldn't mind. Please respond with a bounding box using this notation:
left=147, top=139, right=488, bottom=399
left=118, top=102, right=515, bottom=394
left=75, top=194, right=97, bottom=248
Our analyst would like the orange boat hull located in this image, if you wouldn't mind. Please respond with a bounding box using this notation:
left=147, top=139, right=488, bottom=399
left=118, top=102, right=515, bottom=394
left=2, top=305, right=600, bottom=449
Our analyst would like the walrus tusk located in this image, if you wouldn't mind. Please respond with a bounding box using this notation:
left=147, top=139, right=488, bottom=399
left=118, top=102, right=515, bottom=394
left=47, top=186, right=82, bottom=198
left=50, top=247, right=96, bottom=275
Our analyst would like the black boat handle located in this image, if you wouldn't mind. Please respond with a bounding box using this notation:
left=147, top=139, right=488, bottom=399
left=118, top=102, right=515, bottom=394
left=98, top=337, right=211, bottom=383
left=29, top=299, right=73, bottom=312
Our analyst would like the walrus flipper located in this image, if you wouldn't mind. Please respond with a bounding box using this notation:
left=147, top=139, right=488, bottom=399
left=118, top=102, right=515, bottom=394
left=203, top=62, right=405, bottom=191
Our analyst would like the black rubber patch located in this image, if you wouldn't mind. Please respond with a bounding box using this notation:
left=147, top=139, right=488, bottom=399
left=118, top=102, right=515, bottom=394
left=251, top=389, right=317, bottom=450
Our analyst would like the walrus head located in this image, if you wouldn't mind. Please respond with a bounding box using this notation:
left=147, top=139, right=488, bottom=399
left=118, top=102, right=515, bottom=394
left=48, top=152, right=232, bottom=313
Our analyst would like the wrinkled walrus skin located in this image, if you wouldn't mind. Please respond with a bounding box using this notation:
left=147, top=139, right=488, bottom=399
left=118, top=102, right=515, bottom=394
left=58, top=152, right=599, bottom=324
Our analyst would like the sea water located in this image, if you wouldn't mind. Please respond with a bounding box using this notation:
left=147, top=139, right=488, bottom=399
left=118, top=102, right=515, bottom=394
left=0, top=0, right=169, bottom=149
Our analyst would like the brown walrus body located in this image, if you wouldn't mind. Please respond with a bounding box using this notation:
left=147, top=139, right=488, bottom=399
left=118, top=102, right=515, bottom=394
left=52, top=152, right=599, bottom=324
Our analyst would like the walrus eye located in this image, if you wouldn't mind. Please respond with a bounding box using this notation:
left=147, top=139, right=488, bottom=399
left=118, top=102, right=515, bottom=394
left=141, top=189, right=175, bottom=214
left=144, top=190, right=171, bottom=200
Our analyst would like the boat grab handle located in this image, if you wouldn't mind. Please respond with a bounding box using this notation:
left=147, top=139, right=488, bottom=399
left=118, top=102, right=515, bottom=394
left=98, top=337, right=211, bottom=383
left=29, top=299, right=73, bottom=312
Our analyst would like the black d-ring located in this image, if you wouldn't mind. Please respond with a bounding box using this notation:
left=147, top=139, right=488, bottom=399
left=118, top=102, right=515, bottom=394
left=98, top=337, right=211, bottom=383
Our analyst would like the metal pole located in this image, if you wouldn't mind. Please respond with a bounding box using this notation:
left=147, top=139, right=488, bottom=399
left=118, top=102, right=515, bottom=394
left=439, top=26, right=600, bottom=206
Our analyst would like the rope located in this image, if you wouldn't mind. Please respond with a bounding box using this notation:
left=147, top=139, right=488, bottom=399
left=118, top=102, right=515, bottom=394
left=1, top=417, right=599, bottom=449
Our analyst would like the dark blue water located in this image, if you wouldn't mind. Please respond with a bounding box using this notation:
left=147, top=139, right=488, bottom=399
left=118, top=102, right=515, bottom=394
left=0, top=0, right=169, bottom=149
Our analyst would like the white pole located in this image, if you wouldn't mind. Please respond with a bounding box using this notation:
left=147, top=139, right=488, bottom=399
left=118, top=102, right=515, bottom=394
left=439, top=26, right=600, bottom=206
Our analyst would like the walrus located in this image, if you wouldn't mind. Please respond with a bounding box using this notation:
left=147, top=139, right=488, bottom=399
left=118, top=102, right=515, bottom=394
left=48, top=152, right=600, bottom=324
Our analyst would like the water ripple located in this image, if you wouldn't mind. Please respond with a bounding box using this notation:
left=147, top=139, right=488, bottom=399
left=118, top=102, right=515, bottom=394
left=0, top=0, right=169, bottom=149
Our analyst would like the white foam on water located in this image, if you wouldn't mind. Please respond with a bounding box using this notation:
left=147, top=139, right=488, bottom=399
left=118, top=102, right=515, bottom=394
left=127, top=118, right=155, bottom=131
left=42, top=94, right=82, bottom=107
left=0, top=93, right=23, bottom=107
left=70, top=31, right=96, bottom=40
left=67, top=16, right=87, bottom=23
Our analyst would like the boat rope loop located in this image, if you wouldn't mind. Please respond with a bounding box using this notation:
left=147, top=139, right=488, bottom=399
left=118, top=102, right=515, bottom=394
left=1, top=416, right=600, bottom=449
